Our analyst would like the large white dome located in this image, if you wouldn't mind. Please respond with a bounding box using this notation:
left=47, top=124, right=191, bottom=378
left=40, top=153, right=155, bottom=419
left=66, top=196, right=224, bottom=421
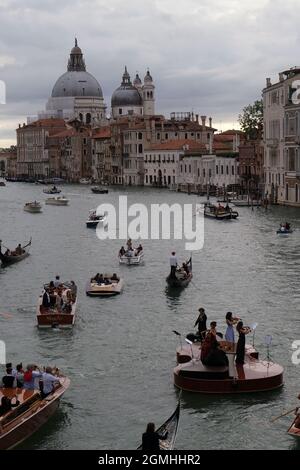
left=51, top=71, right=103, bottom=98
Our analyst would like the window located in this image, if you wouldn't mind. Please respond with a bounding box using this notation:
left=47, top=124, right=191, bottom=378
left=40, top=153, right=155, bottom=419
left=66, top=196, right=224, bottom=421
left=138, top=132, right=143, bottom=140
left=185, top=133, right=188, bottom=139
left=232, top=166, right=234, bottom=175
left=221, top=165, right=224, bottom=174
left=226, top=165, right=229, bottom=175
left=145, top=175, right=148, bottom=184
left=184, top=164, right=187, bottom=173
left=157, top=133, right=160, bottom=139
left=119, top=108, right=122, bottom=115
left=216, top=165, right=218, bottom=174
left=203, top=169, right=205, bottom=177
left=180, top=164, right=183, bottom=172
left=189, top=164, right=191, bottom=173
left=86, top=113, right=91, bottom=124
left=209, top=169, right=212, bottom=178
left=138, top=144, right=143, bottom=154
left=165, top=133, right=168, bottom=139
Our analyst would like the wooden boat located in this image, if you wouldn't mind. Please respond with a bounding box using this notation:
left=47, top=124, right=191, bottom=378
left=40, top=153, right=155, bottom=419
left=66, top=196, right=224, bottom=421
left=277, top=227, right=293, bottom=234
left=91, top=186, right=109, bottom=194
left=45, top=196, right=69, bottom=206
left=137, top=398, right=181, bottom=450
left=287, top=415, right=300, bottom=438
left=24, top=201, right=42, bottom=213
left=204, top=203, right=238, bottom=220
left=119, top=250, right=144, bottom=265
left=43, top=187, right=61, bottom=194
left=0, top=374, right=70, bottom=450
left=0, top=239, right=31, bottom=267
left=86, top=275, right=124, bottom=296
left=174, top=340, right=284, bottom=393
left=36, top=282, right=77, bottom=328
left=86, top=210, right=107, bottom=228
left=166, top=258, right=192, bottom=288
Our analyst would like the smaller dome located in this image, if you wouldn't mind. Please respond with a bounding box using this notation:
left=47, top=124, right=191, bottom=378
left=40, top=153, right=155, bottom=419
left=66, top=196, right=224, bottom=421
left=144, top=70, right=153, bottom=82
left=111, top=67, right=143, bottom=107
left=133, top=73, right=142, bottom=86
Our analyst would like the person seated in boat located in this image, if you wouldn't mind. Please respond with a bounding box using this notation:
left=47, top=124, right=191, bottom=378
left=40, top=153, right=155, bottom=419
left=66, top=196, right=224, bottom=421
left=97, top=274, right=105, bottom=284
left=53, top=275, right=61, bottom=288
left=70, top=280, right=77, bottom=300
left=142, top=422, right=168, bottom=452
left=111, top=273, right=119, bottom=282
left=135, top=244, right=143, bottom=255
left=42, top=288, right=51, bottom=310
left=41, top=367, right=61, bottom=399
left=0, top=395, right=20, bottom=417
left=103, top=276, right=111, bottom=285
left=15, top=244, right=23, bottom=255
left=23, top=365, right=42, bottom=390
left=285, top=222, right=291, bottom=230
left=126, top=248, right=134, bottom=257
left=16, top=363, right=24, bottom=388
left=235, top=321, right=251, bottom=365
left=203, top=339, right=229, bottom=367
left=4, top=248, right=11, bottom=256
left=119, top=246, right=126, bottom=257
left=2, top=366, right=16, bottom=388
left=200, top=323, right=218, bottom=364
left=62, top=301, right=72, bottom=314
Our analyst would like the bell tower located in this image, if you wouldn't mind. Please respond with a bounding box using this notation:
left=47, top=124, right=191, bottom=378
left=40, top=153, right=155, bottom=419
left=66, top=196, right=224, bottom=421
left=142, top=69, right=155, bottom=116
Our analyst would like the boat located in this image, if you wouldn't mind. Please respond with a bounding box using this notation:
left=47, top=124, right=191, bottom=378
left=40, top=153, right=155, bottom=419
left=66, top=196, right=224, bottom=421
left=137, top=398, right=181, bottom=450
left=0, top=371, right=70, bottom=450
left=36, top=281, right=77, bottom=328
left=86, top=210, right=107, bottom=228
left=0, top=180, right=6, bottom=186
left=79, top=178, right=91, bottom=185
left=277, top=226, right=293, bottom=234
left=86, top=274, right=124, bottom=296
left=174, top=339, right=284, bottom=393
left=45, top=196, right=69, bottom=206
left=119, top=250, right=144, bottom=265
left=166, top=257, right=192, bottom=288
left=287, top=414, right=300, bottom=438
left=43, top=186, right=61, bottom=194
left=204, top=203, right=238, bottom=220
left=0, top=239, right=31, bottom=267
left=91, top=186, right=109, bottom=194
left=24, top=201, right=42, bottom=213
left=232, top=197, right=261, bottom=207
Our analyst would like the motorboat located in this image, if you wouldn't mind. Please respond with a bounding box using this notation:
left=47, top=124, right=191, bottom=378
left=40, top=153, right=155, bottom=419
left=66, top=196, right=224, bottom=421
left=0, top=371, right=70, bottom=449
left=24, top=201, right=42, bottom=213
left=86, top=210, right=107, bottom=228
left=119, top=250, right=144, bottom=265
left=204, top=203, right=238, bottom=220
left=36, top=281, right=77, bottom=328
left=45, top=196, right=69, bottom=206
left=43, top=186, right=61, bottom=194
left=91, top=186, right=109, bottom=194
left=79, top=178, right=91, bottom=185
left=277, top=225, right=293, bottom=234
left=86, top=274, right=124, bottom=296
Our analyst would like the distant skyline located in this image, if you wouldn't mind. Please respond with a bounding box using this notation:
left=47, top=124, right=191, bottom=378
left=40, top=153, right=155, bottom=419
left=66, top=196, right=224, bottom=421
left=1, top=0, right=300, bottom=146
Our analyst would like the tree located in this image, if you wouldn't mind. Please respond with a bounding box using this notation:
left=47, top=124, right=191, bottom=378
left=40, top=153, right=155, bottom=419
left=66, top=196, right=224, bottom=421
left=238, top=100, right=263, bottom=139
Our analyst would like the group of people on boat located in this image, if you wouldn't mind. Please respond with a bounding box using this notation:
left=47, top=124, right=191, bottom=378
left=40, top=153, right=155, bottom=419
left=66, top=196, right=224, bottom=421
left=119, top=239, right=143, bottom=258
left=91, top=273, right=119, bottom=284
left=279, top=222, right=291, bottom=232
left=1, top=362, right=61, bottom=416
left=191, top=307, right=251, bottom=366
left=169, top=252, right=191, bottom=279
left=41, top=276, right=77, bottom=314
left=2, top=243, right=25, bottom=257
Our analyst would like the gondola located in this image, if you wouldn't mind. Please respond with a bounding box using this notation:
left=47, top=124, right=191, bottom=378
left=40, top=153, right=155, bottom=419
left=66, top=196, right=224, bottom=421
left=287, top=415, right=300, bottom=438
left=91, top=186, right=109, bottom=194
left=0, top=239, right=31, bottom=267
left=166, top=257, right=192, bottom=288
left=137, top=397, right=181, bottom=450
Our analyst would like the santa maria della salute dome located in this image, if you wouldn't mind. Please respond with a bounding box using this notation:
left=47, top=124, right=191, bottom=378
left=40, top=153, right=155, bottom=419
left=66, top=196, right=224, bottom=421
left=36, top=39, right=155, bottom=125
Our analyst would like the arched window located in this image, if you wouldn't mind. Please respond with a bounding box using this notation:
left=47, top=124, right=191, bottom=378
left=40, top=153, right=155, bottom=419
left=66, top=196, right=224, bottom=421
left=79, top=113, right=83, bottom=122
left=86, top=113, right=91, bottom=124
left=138, top=144, right=143, bottom=154
left=150, top=91, right=153, bottom=99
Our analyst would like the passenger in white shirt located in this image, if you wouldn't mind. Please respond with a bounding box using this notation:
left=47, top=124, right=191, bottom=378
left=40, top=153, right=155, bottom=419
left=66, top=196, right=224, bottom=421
left=53, top=275, right=61, bottom=288
left=42, top=367, right=60, bottom=398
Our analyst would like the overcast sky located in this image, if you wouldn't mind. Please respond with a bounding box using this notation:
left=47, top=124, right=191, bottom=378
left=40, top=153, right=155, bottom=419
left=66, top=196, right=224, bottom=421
left=0, top=0, right=300, bottom=146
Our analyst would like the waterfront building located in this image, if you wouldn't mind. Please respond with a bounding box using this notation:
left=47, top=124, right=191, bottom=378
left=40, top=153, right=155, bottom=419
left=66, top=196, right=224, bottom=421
left=0, top=146, right=17, bottom=176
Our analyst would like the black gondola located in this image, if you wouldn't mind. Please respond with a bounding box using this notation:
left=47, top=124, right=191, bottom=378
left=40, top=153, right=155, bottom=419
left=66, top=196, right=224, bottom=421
left=0, top=239, right=31, bottom=266
left=137, top=397, right=181, bottom=450
left=91, top=186, right=109, bottom=194
left=166, top=257, right=192, bottom=288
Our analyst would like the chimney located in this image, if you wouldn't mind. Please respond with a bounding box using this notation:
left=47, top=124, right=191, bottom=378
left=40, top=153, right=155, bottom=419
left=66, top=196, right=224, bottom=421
left=195, top=114, right=199, bottom=123
left=266, top=78, right=271, bottom=87
left=209, top=117, right=212, bottom=128
left=279, top=72, right=284, bottom=82
left=18, top=123, right=21, bottom=128
left=201, top=115, right=206, bottom=130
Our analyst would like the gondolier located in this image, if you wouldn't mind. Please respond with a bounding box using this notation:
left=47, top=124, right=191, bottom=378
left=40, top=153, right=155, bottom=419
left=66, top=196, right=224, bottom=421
left=169, top=252, right=178, bottom=278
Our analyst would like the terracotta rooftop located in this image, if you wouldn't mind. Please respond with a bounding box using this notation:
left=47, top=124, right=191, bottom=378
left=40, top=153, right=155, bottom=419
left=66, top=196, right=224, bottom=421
left=93, top=127, right=111, bottom=139
left=146, top=139, right=207, bottom=151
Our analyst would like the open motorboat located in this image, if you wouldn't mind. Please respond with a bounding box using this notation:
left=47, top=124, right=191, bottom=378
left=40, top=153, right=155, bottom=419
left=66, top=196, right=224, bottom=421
left=204, top=202, right=238, bottom=220
left=86, top=210, right=107, bottom=228
left=79, top=178, right=91, bottom=185
left=119, top=249, right=144, bottom=265
left=0, top=239, right=31, bottom=267
left=36, top=281, right=77, bottom=328
left=43, top=186, right=61, bottom=194
left=0, top=370, right=70, bottom=449
left=24, top=201, right=42, bottom=213
left=86, top=274, right=124, bottom=296
left=277, top=224, right=293, bottom=234
left=91, top=186, right=109, bottom=194
left=45, top=196, right=69, bottom=206
left=137, top=396, right=181, bottom=450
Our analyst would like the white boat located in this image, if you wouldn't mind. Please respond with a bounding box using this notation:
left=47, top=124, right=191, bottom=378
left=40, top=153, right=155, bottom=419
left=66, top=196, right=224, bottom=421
left=24, top=201, right=42, bottom=213
left=86, top=210, right=107, bottom=228
left=79, top=178, right=92, bottom=185
left=204, top=203, right=238, bottom=220
left=119, top=250, right=144, bottom=265
left=43, top=186, right=61, bottom=194
left=45, top=196, right=69, bottom=206
left=86, top=275, right=124, bottom=296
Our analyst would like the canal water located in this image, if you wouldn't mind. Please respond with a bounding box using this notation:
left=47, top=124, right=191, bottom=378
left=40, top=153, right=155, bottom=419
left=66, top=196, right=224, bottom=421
left=0, top=183, right=299, bottom=450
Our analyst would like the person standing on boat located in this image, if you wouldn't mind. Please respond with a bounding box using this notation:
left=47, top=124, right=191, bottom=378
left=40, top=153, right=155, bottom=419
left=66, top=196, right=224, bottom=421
left=23, top=365, right=42, bottom=390
left=41, top=367, right=61, bottom=399
left=54, top=275, right=61, bottom=288
left=42, top=288, right=51, bottom=309
left=2, top=366, right=16, bottom=388
left=169, top=251, right=178, bottom=278
left=142, top=422, right=168, bottom=451
left=194, top=308, right=207, bottom=341
left=235, top=321, right=251, bottom=365
left=225, top=312, right=240, bottom=348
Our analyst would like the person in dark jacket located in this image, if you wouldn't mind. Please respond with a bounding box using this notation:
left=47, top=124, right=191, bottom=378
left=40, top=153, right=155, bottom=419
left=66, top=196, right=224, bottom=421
left=0, top=395, right=20, bottom=416
left=142, top=422, right=168, bottom=451
left=194, top=307, right=207, bottom=340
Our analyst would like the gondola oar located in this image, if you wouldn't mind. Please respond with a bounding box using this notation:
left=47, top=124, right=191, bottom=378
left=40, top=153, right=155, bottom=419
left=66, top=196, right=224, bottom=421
left=173, top=330, right=182, bottom=349
left=271, top=407, right=297, bottom=423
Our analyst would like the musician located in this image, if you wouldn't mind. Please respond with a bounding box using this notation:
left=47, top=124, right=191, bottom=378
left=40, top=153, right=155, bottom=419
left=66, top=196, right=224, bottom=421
left=235, top=321, right=251, bottom=365
left=225, top=312, right=240, bottom=345
left=194, top=307, right=207, bottom=341
left=142, top=422, right=168, bottom=451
